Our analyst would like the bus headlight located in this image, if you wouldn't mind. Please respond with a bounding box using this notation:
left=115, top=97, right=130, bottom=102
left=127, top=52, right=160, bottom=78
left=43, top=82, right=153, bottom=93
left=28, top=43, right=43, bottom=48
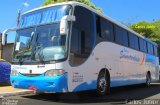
left=45, top=70, right=65, bottom=77
left=11, top=70, right=19, bottom=76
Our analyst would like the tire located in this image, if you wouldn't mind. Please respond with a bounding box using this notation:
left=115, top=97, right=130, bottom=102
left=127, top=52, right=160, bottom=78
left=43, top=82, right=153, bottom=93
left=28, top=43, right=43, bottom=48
left=146, top=72, right=151, bottom=87
left=97, top=71, right=110, bottom=96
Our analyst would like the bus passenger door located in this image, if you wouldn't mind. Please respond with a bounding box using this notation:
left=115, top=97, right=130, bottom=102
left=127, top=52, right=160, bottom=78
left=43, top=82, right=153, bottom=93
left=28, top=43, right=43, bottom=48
left=68, top=6, right=96, bottom=92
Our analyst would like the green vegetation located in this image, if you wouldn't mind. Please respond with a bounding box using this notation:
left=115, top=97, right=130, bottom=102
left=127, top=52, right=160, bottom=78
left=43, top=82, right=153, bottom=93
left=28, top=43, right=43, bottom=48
left=129, top=21, right=160, bottom=45
left=42, top=0, right=102, bottom=12
left=129, top=20, right=160, bottom=54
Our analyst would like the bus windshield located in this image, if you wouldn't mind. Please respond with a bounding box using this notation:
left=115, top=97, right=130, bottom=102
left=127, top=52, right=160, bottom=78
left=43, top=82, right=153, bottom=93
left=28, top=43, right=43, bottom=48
left=12, top=5, right=72, bottom=64
left=12, top=23, right=67, bottom=64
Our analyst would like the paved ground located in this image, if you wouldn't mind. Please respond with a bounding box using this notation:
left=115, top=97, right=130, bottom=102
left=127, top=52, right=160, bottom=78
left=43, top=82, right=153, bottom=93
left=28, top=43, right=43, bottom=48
left=1, top=84, right=160, bottom=105
left=0, top=84, right=33, bottom=97
left=0, top=83, right=22, bottom=93
left=0, top=86, right=23, bottom=93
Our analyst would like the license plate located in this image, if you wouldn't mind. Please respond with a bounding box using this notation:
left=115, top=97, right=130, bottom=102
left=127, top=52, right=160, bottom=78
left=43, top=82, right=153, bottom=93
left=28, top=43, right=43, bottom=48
left=28, top=86, right=37, bottom=90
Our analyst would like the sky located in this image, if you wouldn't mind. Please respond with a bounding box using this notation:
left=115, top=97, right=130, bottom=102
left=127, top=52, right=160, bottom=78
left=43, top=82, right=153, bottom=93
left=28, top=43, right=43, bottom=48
left=0, top=0, right=159, bottom=42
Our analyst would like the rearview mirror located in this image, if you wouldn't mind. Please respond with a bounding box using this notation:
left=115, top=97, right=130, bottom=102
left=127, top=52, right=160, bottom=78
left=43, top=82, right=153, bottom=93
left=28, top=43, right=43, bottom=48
left=60, top=15, right=76, bottom=35
left=2, top=28, right=17, bottom=45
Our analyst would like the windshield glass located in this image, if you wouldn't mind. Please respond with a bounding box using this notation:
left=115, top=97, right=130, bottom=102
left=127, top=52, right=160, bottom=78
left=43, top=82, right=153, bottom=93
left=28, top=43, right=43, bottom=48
left=12, top=23, right=67, bottom=64
left=12, top=5, right=72, bottom=64
left=20, top=5, right=72, bottom=28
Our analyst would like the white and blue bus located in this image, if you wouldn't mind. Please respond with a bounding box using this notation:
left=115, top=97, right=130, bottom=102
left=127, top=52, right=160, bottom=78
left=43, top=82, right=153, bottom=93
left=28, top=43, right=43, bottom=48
left=2, top=1, right=159, bottom=96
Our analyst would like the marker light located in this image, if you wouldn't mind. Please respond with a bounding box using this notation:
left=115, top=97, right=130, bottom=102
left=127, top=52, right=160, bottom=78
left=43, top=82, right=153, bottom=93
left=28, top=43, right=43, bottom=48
left=45, top=70, right=65, bottom=77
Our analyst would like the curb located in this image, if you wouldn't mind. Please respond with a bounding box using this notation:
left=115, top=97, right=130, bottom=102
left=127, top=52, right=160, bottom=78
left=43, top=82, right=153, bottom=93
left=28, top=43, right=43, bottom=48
left=0, top=90, right=34, bottom=97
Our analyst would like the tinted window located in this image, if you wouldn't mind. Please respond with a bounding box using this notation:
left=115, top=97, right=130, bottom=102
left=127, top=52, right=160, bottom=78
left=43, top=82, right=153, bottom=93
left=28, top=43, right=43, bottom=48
left=154, top=46, right=158, bottom=56
left=139, top=39, right=143, bottom=51
left=147, top=43, right=150, bottom=54
left=129, top=33, right=139, bottom=50
left=134, top=36, right=139, bottom=50
left=96, top=16, right=101, bottom=38
left=139, top=38, right=147, bottom=52
left=70, top=6, right=94, bottom=66
left=100, top=18, right=114, bottom=41
left=115, top=26, right=128, bottom=46
left=129, top=33, right=134, bottom=48
left=143, top=41, right=147, bottom=52
left=147, top=43, right=153, bottom=55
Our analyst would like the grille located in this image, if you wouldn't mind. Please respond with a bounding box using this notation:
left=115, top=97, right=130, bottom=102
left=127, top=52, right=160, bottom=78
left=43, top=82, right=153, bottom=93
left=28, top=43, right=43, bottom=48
left=21, top=73, right=41, bottom=77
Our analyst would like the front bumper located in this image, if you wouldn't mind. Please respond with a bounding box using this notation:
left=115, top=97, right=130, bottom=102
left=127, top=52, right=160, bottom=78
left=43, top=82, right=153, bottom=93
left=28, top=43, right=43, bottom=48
left=10, top=73, right=68, bottom=93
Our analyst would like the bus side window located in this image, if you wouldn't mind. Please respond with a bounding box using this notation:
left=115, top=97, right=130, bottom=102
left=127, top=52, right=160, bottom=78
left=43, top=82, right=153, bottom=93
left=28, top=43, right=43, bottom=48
left=96, top=16, right=101, bottom=37
left=70, top=6, right=94, bottom=66
left=153, top=46, right=158, bottom=56
left=100, top=18, right=114, bottom=41
left=115, top=26, right=128, bottom=47
left=81, top=31, right=85, bottom=54
left=139, top=38, right=147, bottom=53
left=129, top=33, right=139, bottom=50
left=70, top=28, right=81, bottom=54
left=96, top=17, right=114, bottom=43
left=147, top=42, right=154, bottom=55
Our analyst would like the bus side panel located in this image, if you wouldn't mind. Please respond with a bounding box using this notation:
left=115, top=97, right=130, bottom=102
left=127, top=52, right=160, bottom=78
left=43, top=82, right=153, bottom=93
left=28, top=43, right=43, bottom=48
left=64, top=42, right=159, bottom=92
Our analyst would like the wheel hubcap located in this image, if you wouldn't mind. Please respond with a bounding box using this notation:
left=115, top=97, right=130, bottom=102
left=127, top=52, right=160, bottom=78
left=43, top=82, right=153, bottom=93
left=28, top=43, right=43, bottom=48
left=99, top=77, right=107, bottom=92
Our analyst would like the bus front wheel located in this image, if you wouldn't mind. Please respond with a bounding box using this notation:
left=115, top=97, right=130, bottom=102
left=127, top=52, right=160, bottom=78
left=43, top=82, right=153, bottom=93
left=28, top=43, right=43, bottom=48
left=97, top=70, right=110, bottom=96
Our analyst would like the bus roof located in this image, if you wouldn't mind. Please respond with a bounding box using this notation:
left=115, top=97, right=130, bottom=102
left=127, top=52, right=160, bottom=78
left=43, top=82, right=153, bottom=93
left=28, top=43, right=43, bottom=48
left=23, top=1, right=158, bottom=46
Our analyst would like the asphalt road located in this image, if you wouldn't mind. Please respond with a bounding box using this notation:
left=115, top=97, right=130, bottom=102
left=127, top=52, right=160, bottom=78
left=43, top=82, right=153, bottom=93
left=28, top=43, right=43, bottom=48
left=1, top=84, right=160, bottom=105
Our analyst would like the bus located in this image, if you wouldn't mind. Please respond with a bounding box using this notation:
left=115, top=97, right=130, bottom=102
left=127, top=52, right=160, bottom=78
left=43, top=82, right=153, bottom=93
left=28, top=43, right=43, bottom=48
left=2, top=1, right=159, bottom=96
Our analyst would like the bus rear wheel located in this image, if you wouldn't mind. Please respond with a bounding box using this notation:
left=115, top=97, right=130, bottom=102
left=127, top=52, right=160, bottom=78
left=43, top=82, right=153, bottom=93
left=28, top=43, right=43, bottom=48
left=97, top=71, right=110, bottom=96
left=146, top=72, right=151, bottom=87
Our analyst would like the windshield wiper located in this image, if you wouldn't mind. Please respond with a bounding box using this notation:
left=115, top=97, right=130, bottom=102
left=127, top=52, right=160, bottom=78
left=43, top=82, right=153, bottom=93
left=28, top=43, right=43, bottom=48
left=19, top=52, right=24, bottom=65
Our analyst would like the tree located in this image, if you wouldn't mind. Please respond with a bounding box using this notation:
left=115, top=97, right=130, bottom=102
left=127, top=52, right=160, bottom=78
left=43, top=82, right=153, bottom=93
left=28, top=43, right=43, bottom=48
left=42, top=0, right=102, bottom=12
left=129, top=21, right=160, bottom=44
left=129, top=20, right=160, bottom=55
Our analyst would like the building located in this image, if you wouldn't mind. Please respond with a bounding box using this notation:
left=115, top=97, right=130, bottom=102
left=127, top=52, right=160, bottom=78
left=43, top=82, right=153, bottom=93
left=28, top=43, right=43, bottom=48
left=0, top=33, right=14, bottom=63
